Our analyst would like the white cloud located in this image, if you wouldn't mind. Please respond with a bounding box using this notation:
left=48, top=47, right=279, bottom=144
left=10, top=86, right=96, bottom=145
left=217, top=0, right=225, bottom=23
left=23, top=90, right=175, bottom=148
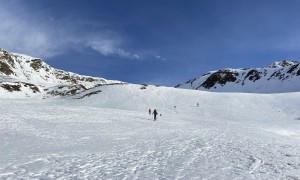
left=85, top=37, right=142, bottom=60
left=0, top=3, right=142, bottom=60
left=87, top=39, right=119, bottom=56
left=154, top=55, right=166, bottom=61
left=0, top=6, right=66, bottom=58
left=115, top=49, right=142, bottom=60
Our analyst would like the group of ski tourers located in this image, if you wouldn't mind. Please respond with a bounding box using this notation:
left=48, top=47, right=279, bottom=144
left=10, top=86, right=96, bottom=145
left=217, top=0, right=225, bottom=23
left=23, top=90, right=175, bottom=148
left=149, top=103, right=199, bottom=121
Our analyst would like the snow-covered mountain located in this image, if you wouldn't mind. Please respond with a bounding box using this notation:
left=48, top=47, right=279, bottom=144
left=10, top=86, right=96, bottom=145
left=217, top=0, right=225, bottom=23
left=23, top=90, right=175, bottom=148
left=0, top=48, right=123, bottom=98
left=2, top=47, right=300, bottom=98
left=175, top=60, right=300, bottom=93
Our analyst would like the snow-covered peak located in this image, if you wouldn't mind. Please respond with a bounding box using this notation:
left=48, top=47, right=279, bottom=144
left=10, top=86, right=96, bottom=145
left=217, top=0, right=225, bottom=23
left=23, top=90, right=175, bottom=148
left=0, top=48, right=124, bottom=98
left=266, top=60, right=299, bottom=68
left=176, top=60, right=300, bottom=93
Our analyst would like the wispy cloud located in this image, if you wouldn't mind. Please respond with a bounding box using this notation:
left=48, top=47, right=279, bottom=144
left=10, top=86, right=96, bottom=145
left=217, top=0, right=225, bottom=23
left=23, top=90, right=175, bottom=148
left=0, top=6, right=53, bottom=58
left=154, top=55, right=166, bottom=61
left=0, top=2, right=143, bottom=60
left=85, top=37, right=142, bottom=60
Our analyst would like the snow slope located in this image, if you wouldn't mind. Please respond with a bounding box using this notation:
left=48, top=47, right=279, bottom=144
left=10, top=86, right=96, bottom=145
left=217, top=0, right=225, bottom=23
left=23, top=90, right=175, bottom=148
left=1, top=84, right=300, bottom=179
left=176, top=60, right=300, bottom=93
left=0, top=48, right=123, bottom=98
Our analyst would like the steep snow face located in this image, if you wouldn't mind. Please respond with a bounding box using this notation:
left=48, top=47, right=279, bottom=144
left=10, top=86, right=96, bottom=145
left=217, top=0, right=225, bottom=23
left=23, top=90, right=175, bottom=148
left=0, top=48, right=123, bottom=98
left=175, top=60, right=300, bottom=93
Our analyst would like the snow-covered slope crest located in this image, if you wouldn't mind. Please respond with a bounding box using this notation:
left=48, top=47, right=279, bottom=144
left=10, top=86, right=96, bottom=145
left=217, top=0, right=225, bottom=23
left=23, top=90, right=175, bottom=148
left=0, top=48, right=124, bottom=98
left=175, top=60, right=300, bottom=93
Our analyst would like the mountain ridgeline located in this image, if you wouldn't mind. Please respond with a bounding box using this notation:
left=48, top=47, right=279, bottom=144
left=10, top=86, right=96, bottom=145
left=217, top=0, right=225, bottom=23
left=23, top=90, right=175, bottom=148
left=1, top=48, right=300, bottom=98
left=175, top=60, right=300, bottom=93
left=0, top=48, right=123, bottom=98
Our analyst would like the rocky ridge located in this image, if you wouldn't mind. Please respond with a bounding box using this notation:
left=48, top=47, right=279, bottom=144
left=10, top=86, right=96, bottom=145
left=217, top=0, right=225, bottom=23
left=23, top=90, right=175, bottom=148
left=0, top=48, right=124, bottom=98
left=175, top=60, right=300, bottom=93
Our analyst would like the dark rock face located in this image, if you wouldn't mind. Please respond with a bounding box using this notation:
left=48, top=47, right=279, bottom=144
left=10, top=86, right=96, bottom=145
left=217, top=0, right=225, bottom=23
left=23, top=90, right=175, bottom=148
left=1, top=50, right=15, bottom=67
left=269, top=71, right=288, bottom=80
left=54, top=71, right=104, bottom=85
left=244, top=70, right=261, bottom=82
left=46, top=85, right=87, bottom=97
left=287, top=64, right=300, bottom=74
left=140, top=84, right=148, bottom=90
left=0, top=84, right=21, bottom=92
left=0, top=61, right=13, bottom=75
left=277, top=60, right=295, bottom=67
left=199, top=70, right=238, bottom=89
left=76, top=90, right=102, bottom=99
left=185, top=78, right=198, bottom=85
left=30, top=59, right=43, bottom=71
left=0, top=82, right=40, bottom=93
left=0, top=50, right=15, bottom=75
left=174, top=84, right=182, bottom=88
left=23, top=83, right=40, bottom=93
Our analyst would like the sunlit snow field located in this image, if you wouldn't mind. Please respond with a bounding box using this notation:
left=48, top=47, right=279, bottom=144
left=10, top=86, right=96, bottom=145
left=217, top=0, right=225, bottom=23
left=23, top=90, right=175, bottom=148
left=1, top=84, right=300, bottom=179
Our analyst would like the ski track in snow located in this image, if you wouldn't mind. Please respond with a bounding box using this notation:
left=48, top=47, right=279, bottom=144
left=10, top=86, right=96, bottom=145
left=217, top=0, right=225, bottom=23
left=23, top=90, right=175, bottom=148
left=1, top=88, right=300, bottom=179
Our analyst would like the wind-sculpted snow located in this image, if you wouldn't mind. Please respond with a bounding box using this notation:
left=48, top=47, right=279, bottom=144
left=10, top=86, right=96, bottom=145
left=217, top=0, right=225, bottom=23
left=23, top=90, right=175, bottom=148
left=1, top=84, right=300, bottom=179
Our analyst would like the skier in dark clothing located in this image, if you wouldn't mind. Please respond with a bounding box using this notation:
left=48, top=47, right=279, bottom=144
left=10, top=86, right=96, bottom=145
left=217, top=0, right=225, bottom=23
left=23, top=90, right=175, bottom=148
left=153, top=109, right=158, bottom=121
left=149, top=108, right=151, bottom=115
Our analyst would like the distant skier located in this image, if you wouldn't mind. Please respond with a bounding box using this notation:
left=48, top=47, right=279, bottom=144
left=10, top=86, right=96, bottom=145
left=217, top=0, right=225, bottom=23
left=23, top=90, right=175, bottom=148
left=197, top=103, right=199, bottom=107
left=153, top=109, right=158, bottom=121
left=149, top=108, right=152, bottom=115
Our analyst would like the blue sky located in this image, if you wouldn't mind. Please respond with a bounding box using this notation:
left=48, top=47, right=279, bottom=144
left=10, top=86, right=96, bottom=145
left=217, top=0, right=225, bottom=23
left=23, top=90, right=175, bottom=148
left=1, top=0, right=300, bottom=86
